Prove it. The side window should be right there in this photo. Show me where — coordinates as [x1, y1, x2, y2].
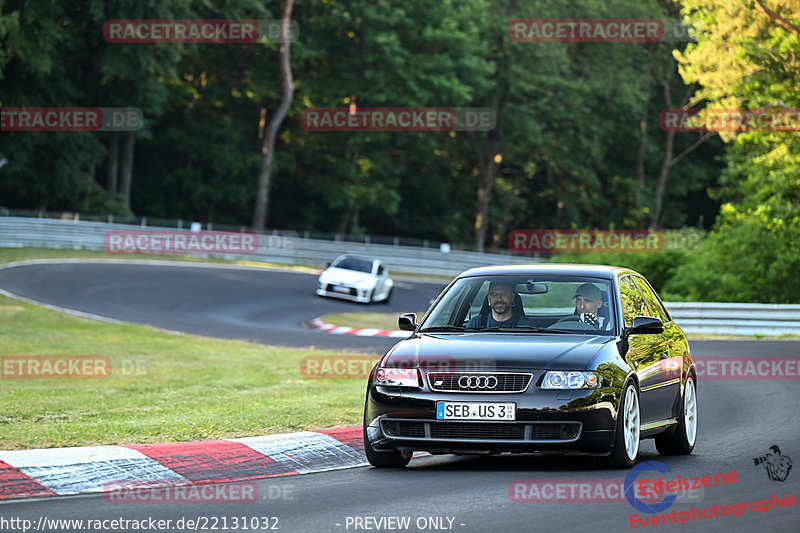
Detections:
[633, 276, 670, 323]
[619, 275, 648, 327]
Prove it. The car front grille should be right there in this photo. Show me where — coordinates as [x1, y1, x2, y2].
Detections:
[431, 422, 526, 440]
[325, 284, 356, 296]
[427, 372, 533, 393]
[381, 420, 581, 442]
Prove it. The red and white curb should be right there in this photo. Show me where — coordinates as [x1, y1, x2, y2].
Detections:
[0, 427, 367, 501]
[306, 317, 408, 338]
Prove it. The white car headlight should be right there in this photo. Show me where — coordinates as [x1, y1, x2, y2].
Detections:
[374, 368, 421, 388]
[542, 371, 600, 389]
[319, 271, 332, 283]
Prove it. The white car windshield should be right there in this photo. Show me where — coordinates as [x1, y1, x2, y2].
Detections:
[332, 257, 373, 273]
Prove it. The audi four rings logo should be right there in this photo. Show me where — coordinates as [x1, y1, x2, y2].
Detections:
[458, 375, 498, 389]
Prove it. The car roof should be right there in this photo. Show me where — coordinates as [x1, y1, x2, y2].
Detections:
[457, 263, 637, 280]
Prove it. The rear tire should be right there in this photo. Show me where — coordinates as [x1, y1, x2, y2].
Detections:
[363, 404, 411, 468]
[603, 382, 640, 469]
[656, 376, 697, 455]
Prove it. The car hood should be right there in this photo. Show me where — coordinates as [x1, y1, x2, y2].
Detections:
[322, 267, 374, 285]
[383, 333, 613, 371]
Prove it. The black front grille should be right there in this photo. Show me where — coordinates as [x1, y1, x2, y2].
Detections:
[381, 420, 582, 442]
[427, 372, 533, 393]
[383, 421, 425, 438]
[530, 424, 563, 439]
[431, 422, 526, 440]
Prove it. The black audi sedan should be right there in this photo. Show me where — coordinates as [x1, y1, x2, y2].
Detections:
[363, 264, 697, 468]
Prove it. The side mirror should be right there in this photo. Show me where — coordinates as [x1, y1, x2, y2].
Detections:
[398, 313, 418, 331]
[326, 261, 331, 268]
[624, 316, 664, 338]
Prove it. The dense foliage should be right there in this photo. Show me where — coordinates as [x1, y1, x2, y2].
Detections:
[1, 1, 720, 234]
[1, 0, 797, 301]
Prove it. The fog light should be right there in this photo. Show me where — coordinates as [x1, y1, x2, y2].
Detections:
[386, 422, 398, 435]
[562, 425, 578, 439]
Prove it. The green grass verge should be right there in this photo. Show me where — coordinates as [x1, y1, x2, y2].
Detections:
[0, 249, 379, 450]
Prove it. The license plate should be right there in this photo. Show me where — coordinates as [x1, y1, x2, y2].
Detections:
[332, 285, 350, 294]
[436, 402, 515, 420]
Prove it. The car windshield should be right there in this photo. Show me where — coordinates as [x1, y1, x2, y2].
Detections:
[419, 275, 615, 334]
[332, 257, 373, 273]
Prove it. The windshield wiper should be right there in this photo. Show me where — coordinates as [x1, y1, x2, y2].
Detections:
[418, 326, 476, 332]
[480, 326, 577, 334]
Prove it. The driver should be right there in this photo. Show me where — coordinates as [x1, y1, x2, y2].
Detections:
[572, 283, 605, 328]
[466, 281, 536, 328]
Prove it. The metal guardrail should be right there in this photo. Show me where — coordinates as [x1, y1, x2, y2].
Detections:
[665, 302, 800, 336]
[1, 217, 798, 336]
[0, 216, 536, 276]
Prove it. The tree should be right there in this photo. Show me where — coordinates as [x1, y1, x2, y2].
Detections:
[666, 0, 800, 302]
[252, 0, 295, 230]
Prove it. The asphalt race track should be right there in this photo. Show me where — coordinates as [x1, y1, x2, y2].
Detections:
[1, 261, 798, 532]
[0, 260, 447, 352]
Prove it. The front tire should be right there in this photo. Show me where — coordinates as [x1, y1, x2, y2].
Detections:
[604, 382, 640, 469]
[363, 404, 411, 468]
[380, 287, 393, 305]
[656, 376, 697, 455]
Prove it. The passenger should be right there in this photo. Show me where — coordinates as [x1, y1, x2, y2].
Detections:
[466, 281, 536, 328]
[572, 283, 604, 328]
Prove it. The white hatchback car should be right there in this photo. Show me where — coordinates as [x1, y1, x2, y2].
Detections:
[316, 255, 394, 304]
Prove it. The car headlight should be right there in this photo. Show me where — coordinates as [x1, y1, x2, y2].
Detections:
[356, 279, 375, 289]
[374, 367, 421, 388]
[541, 371, 600, 389]
[319, 272, 332, 284]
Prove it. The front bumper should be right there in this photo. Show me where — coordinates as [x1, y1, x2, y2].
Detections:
[316, 284, 372, 303]
[365, 384, 621, 455]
